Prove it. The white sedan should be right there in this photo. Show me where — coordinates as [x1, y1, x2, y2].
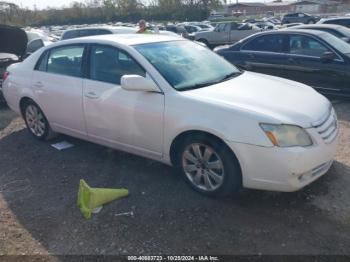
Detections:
[2, 34, 338, 196]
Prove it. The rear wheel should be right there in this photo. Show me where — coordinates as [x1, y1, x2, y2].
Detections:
[23, 101, 56, 140]
[176, 135, 242, 197]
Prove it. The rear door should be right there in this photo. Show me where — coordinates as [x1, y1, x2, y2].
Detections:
[82, 44, 164, 159]
[237, 34, 287, 77]
[31, 44, 86, 136]
[284, 33, 348, 94]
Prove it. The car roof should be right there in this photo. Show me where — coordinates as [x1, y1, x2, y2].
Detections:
[58, 33, 183, 46]
[63, 26, 135, 32]
[291, 24, 343, 30]
[259, 28, 327, 36]
[321, 17, 350, 21]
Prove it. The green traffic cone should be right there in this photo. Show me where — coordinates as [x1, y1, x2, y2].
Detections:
[77, 179, 129, 219]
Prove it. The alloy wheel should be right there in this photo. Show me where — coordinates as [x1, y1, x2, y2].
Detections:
[182, 143, 224, 192]
[25, 105, 46, 137]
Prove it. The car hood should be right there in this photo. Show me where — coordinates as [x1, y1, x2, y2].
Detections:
[0, 25, 28, 58]
[182, 71, 330, 128]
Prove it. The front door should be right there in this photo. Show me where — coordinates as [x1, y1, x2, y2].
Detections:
[284, 34, 348, 95]
[83, 44, 164, 159]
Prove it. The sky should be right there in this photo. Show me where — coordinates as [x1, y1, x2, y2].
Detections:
[7, 0, 260, 10]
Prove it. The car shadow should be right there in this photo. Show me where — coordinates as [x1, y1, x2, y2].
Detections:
[1, 128, 350, 255]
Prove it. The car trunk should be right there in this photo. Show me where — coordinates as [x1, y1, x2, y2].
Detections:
[0, 25, 28, 95]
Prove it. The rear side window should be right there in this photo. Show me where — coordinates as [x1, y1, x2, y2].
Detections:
[89, 45, 145, 85]
[242, 34, 285, 53]
[47, 46, 85, 77]
[36, 51, 49, 72]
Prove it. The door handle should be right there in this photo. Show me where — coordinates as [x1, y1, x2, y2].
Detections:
[33, 81, 44, 88]
[85, 91, 99, 99]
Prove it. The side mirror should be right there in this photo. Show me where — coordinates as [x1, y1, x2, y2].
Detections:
[320, 51, 336, 63]
[121, 75, 160, 92]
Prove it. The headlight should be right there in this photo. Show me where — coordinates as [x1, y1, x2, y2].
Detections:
[260, 124, 313, 147]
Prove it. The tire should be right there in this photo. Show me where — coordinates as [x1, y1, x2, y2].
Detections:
[307, 19, 315, 24]
[22, 100, 56, 140]
[176, 134, 242, 197]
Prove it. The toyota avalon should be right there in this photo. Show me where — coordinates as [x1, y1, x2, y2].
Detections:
[2, 34, 338, 196]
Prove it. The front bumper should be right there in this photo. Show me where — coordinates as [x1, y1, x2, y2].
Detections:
[227, 128, 338, 192]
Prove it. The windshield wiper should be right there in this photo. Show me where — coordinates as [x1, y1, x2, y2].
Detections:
[217, 71, 242, 82]
[179, 71, 242, 91]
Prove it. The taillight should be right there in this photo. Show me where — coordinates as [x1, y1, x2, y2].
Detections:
[2, 71, 9, 81]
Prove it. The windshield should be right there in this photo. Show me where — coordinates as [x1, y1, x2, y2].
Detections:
[135, 41, 241, 91]
[338, 27, 350, 38]
[321, 32, 350, 54]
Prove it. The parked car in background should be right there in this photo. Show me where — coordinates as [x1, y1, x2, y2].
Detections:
[190, 22, 214, 31]
[0, 25, 28, 101]
[290, 24, 350, 43]
[165, 25, 188, 37]
[3, 34, 338, 196]
[251, 20, 276, 30]
[281, 22, 303, 28]
[193, 22, 261, 48]
[61, 26, 137, 40]
[318, 17, 350, 28]
[183, 25, 203, 34]
[215, 30, 350, 97]
[282, 12, 320, 24]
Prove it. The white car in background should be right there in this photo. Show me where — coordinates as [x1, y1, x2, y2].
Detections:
[60, 26, 138, 40]
[2, 34, 338, 196]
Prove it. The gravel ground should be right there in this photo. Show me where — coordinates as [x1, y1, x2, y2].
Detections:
[0, 100, 350, 256]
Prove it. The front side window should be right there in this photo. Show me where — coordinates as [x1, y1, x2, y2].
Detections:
[288, 35, 329, 57]
[47, 46, 84, 77]
[135, 41, 241, 91]
[89, 45, 145, 85]
[242, 34, 285, 53]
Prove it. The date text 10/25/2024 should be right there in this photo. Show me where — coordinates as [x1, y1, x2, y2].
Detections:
[127, 256, 220, 261]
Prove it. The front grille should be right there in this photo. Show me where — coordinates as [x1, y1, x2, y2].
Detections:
[313, 106, 338, 144]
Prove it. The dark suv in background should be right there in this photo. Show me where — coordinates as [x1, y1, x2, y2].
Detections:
[282, 13, 320, 24]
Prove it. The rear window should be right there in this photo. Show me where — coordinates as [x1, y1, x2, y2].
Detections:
[61, 30, 79, 40]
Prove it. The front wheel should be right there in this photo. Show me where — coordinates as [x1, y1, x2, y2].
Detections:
[23, 101, 56, 140]
[177, 136, 242, 197]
